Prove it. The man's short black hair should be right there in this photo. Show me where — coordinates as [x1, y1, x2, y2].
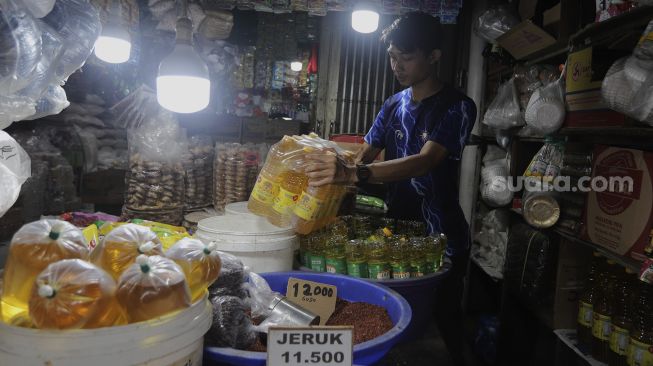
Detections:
[380, 11, 442, 55]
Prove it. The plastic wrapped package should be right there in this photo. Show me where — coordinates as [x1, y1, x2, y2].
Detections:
[208, 251, 246, 298]
[0, 131, 31, 218]
[90, 223, 164, 281]
[116, 255, 191, 323]
[503, 223, 556, 307]
[165, 238, 222, 301]
[0, 219, 88, 325]
[25, 85, 70, 120]
[28, 259, 125, 329]
[524, 79, 565, 135]
[185, 136, 214, 209]
[480, 157, 513, 208]
[482, 78, 524, 129]
[474, 5, 520, 43]
[213, 143, 248, 212]
[602, 56, 653, 124]
[206, 295, 257, 349]
[108, 86, 161, 129]
[42, 0, 101, 81]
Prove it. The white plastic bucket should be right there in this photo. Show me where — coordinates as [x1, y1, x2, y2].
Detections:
[224, 201, 250, 216]
[195, 214, 298, 273]
[0, 296, 213, 366]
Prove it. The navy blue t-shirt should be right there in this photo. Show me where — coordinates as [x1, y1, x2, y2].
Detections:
[364, 85, 477, 257]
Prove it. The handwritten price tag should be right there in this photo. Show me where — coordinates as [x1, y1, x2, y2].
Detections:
[286, 278, 337, 326]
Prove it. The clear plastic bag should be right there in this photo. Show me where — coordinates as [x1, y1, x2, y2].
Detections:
[165, 238, 222, 301]
[116, 254, 191, 323]
[1, 219, 88, 325]
[0, 131, 31, 218]
[24, 0, 56, 18]
[474, 5, 520, 43]
[28, 259, 125, 329]
[602, 56, 653, 124]
[206, 295, 257, 349]
[524, 78, 565, 135]
[208, 251, 247, 298]
[90, 223, 164, 281]
[482, 78, 524, 129]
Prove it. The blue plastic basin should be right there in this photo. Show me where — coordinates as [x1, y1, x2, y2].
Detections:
[204, 271, 412, 366]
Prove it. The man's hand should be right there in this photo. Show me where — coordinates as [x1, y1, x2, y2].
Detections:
[304, 153, 356, 187]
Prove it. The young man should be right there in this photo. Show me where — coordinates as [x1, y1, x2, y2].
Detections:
[305, 11, 476, 366]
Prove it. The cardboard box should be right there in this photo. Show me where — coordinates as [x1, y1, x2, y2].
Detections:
[519, 0, 538, 21]
[582, 146, 653, 262]
[564, 47, 627, 128]
[497, 20, 557, 60]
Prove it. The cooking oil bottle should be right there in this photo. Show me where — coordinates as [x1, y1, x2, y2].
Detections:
[424, 234, 445, 273]
[269, 168, 308, 227]
[627, 274, 653, 366]
[366, 232, 390, 280]
[28, 259, 125, 329]
[578, 252, 604, 349]
[592, 260, 618, 363]
[299, 234, 310, 267]
[409, 237, 431, 278]
[609, 268, 636, 366]
[345, 239, 368, 278]
[324, 235, 347, 274]
[308, 230, 327, 272]
[1, 220, 89, 325]
[248, 136, 296, 217]
[165, 238, 222, 302]
[389, 236, 412, 279]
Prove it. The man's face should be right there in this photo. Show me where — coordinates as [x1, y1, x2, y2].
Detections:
[387, 44, 439, 87]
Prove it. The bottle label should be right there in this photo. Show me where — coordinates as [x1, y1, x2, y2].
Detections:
[293, 192, 324, 221]
[391, 264, 412, 279]
[301, 251, 311, 267]
[610, 325, 630, 356]
[578, 301, 593, 327]
[368, 263, 390, 280]
[251, 176, 279, 204]
[410, 263, 432, 278]
[346, 262, 368, 278]
[272, 188, 300, 214]
[627, 338, 653, 366]
[310, 255, 326, 272]
[592, 312, 612, 341]
[325, 258, 347, 274]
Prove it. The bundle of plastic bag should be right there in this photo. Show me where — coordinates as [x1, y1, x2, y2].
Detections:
[602, 56, 653, 125]
[116, 255, 191, 323]
[29, 259, 125, 329]
[90, 223, 164, 281]
[524, 77, 565, 135]
[0, 131, 31, 218]
[480, 155, 513, 208]
[482, 78, 524, 130]
[165, 238, 222, 301]
[474, 5, 520, 43]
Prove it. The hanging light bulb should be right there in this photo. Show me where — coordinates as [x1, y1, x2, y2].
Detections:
[290, 61, 303, 72]
[156, 0, 210, 114]
[94, 0, 131, 64]
[352, 2, 380, 34]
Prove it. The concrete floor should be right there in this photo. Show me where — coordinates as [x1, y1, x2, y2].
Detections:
[379, 321, 455, 366]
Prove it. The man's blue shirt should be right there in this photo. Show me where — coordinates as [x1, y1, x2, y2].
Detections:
[364, 85, 477, 257]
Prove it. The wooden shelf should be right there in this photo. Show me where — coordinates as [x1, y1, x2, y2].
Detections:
[524, 41, 570, 66]
[571, 6, 653, 46]
[554, 329, 607, 366]
[553, 228, 642, 272]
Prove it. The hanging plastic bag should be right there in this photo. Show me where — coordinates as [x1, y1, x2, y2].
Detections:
[524, 78, 566, 135]
[24, 0, 56, 18]
[474, 5, 520, 43]
[0, 131, 31, 217]
[482, 78, 524, 129]
[602, 56, 653, 125]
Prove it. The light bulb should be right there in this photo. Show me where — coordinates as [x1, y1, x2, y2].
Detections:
[94, 24, 131, 63]
[290, 61, 303, 72]
[352, 9, 379, 33]
[157, 43, 210, 113]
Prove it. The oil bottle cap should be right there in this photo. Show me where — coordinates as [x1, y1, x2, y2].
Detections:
[382, 227, 393, 237]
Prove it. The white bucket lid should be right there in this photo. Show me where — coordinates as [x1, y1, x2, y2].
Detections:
[197, 214, 295, 237]
[225, 201, 250, 216]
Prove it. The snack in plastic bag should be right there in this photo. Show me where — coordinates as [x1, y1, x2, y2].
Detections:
[208, 251, 246, 298]
[206, 295, 256, 349]
[165, 238, 222, 301]
[482, 78, 524, 129]
[0, 131, 31, 218]
[28, 259, 125, 329]
[1, 219, 89, 325]
[90, 223, 164, 281]
[116, 255, 191, 323]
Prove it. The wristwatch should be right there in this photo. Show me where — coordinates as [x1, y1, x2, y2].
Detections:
[356, 164, 371, 183]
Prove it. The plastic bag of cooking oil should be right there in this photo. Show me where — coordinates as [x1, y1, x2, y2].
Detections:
[165, 238, 222, 301]
[29, 259, 125, 329]
[116, 255, 191, 323]
[1, 219, 89, 325]
[90, 223, 164, 281]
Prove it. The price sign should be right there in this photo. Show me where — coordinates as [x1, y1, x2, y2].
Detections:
[267, 327, 353, 366]
[286, 278, 337, 325]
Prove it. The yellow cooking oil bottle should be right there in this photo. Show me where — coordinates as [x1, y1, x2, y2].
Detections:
[366, 228, 391, 280]
[345, 239, 368, 278]
[1, 220, 89, 326]
[409, 237, 431, 278]
[165, 238, 222, 302]
[324, 234, 347, 274]
[389, 235, 412, 279]
[269, 168, 308, 228]
[29, 259, 125, 329]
